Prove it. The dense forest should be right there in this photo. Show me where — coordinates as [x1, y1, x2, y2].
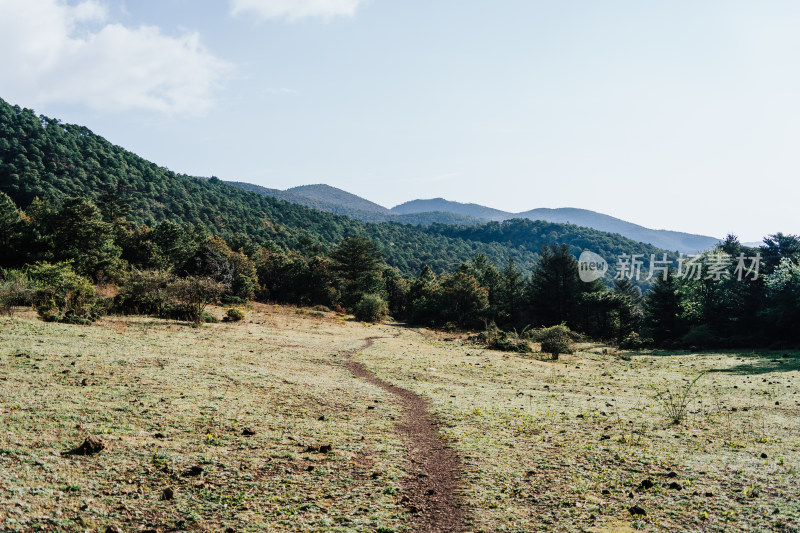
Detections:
[2, 97, 800, 349]
[0, 97, 667, 275]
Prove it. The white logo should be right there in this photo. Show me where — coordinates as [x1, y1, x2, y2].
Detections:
[578, 251, 608, 282]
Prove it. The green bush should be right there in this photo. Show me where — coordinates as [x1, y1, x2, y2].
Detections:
[113, 269, 174, 317]
[166, 276, 225, 325]
[620, 331, 649, 350]
[28, 262, 97, 324]
[679, 325, 720, 351]
[537, 324, 575, 360]
[224, 307, 245, 322]
[0, 269, 31, 316]
[352, 293, 389, 323]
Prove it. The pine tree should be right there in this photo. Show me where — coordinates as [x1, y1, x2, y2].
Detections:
[643, 269, 683, 344]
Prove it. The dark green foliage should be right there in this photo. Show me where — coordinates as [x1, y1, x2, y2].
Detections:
[536, 324, 576, 360]
[643, 269, 683, 345]
[437, 270, 489, 328]
[0, 192, 24, 268]
[28, 262, 97, 324]
[679, 324, 721, 351]
[526, 244, 596, 329]
[761, 258, 800, 342]
[113, 269, 174, 317]
[352, 293, 389, 322]
[406, 265, 440, 326]
[330, 236, 385, 308]
[427, 219, 670, 279]
[381, 267, 409, 318]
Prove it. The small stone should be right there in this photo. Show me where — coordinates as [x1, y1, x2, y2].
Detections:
[629, 505, 646, 516]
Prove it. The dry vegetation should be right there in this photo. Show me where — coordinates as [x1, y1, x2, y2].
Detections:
[1, 305, 798, 532]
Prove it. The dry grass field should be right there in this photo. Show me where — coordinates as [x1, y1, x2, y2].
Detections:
[1, 304, 798, 532]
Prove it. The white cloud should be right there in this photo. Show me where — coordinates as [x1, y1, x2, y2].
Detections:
[230, 0, 367, 21]
[0, 0, 231, 115]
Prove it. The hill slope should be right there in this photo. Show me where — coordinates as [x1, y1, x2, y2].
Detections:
[288, 184, 392, 215]
[393, 198, 719, 253]
[0, 96, 670, 275]
[392, 198, 510, 221]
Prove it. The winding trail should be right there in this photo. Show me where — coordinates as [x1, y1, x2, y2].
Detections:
[341, 337, 467, 533]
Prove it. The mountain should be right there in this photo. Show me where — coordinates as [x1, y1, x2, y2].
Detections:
[516, 208, 718, 254]
[287, 184, 392, 215]
[231, 185, 718, 253]
[0, 96, 670, 277]
[392, 199, 719, 253]
[229, 182, 485, 226]
[392, 198, 509, 221]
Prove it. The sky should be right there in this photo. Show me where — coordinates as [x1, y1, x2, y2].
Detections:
[1, 0, 799, 242]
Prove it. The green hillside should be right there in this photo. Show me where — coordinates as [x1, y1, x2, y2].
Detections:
[0, 97, 668, 275]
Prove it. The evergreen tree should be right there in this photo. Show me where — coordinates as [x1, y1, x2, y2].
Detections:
[526, 244, 586, 328]
[0, 191, 23, 268]
[643, 269, 683, 344]
[330, 235, 385, 307]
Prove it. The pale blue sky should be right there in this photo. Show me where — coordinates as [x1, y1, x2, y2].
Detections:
[2, 0, 799, 241]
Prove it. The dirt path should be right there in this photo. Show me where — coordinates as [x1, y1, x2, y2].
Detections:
[341, 337, 467, 533]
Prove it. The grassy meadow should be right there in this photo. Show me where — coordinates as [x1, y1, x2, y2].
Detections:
[1, 305, 798, 532]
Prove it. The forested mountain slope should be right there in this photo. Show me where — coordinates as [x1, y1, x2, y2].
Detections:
[0, 97, 669, 274]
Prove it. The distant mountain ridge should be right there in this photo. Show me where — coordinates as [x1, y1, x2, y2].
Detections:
[229, 182, 485, 226]
[231, 184, 720, 253]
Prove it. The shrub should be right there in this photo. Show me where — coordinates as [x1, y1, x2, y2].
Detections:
[166, 276, 225, 325]
[113, 269, 174, 317]
[620, 331, 650, 350]
[224, 307, 245, 322]
[0, 269, 31, 316]
[679, 325, 720, 351]
[352, 294, 389, 322]
[537, 324, 575, 360]
[28, 262, 97, 324]
[473, 325, 532, 353]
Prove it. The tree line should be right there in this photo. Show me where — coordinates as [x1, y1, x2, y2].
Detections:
[3, 191, 797, 348]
